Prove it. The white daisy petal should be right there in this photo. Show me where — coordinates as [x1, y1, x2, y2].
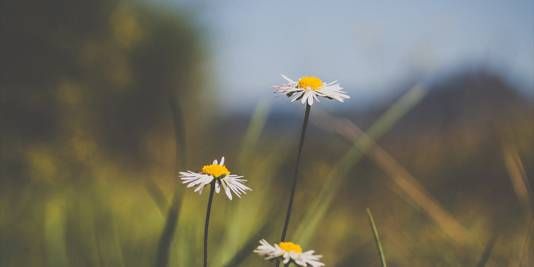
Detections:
[300, 90, 309, 104]
[307, 91, 315, 106]
[221, 174, 252, 199]
[215, 181, 221, 193]
[254, 239, 279, 258]
[326, 80, 337, 85]
[281, 74, 296, 83]
[219, 179, 232, 200]
[290, 91, 304, 102]
[283, 254, 291, 264]
[319, 83, 350, 103]
[179, 171, 214, 194]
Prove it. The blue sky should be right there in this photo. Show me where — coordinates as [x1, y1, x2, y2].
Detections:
[167, 0, 534, 110]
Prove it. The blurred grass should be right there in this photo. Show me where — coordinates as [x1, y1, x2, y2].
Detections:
[238, 100, 271, 169]
[366, 209, 387, 267]
[313, 105, 471, 244]
[154, 92, 189, 267]
[503, 145, 533, 267]
[294, 85, 427, 247]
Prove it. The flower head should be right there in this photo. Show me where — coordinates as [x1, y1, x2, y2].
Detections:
[274, 75, 350, 106]
[201, 163, 230, 178]
[254, 239, 324, 267]
[179, 157, 251, 200]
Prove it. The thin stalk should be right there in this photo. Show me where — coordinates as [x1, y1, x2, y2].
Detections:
[366, 208, 387, 267]
[280, 104, 312, 241]
[276, 104, 311, 267]
[203, 182, 216, 267]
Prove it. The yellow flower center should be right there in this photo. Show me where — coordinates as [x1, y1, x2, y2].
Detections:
[201, 164, 230, 178]
[297, 76, 323, 90]
[279, 242, 303, 254]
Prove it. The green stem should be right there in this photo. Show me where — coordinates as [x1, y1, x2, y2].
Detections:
[366, 208, 387, 267]
[203, 182, 216, 267]
[280, 104, 312, 241]
[277, 104, 311, 267]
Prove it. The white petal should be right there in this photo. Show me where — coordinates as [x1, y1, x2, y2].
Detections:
[300, 90, 309, 104]
[319, 83, 350, 103]
[220, 179, 233, 200]
[179, 171, 214, 195]
[215, 181, 221, 193]
[290, 91, 304, 102]
[281, 74, 296, 83]
[282, 253, 291, 264]
[307, 91, 315, 106]
[222, 174, 252, 199]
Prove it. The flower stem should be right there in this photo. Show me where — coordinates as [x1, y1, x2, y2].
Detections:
[203, 182, 216, 267]
[280, 104, 312, 241]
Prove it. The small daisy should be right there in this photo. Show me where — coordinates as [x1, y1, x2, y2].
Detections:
[254, 239, 324, 267]
[179, 157, 251, 200]
[274, 75, 350, 106]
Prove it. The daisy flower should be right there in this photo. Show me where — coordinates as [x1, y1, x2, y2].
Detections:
[179, 157, 251, 200]
[274, 75, 350, 106]
[254, 239, 324, 267]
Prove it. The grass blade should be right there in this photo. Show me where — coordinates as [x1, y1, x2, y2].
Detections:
[155, 95, 187, 267]
[475, 232, 498, 267]
[144, 178, 168, 214]
[238, 100, 270, 169]
[222, 209, 278, 267]
[366, 208, 387, 267]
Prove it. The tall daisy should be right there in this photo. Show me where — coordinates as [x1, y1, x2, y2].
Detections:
[180, 156, 250, 200]
[254, 239, 324, 267]
[179, 157, 251, 267]
[273, 75, 349, 247]
[274, 75, 349, 106]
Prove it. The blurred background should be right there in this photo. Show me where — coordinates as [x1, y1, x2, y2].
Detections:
[1, 0, 533, 266]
